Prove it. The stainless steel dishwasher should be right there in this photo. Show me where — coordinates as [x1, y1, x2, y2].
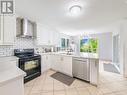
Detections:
[72, 57, 90, 81]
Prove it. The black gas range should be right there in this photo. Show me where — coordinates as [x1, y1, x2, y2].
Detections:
[14, 49, 41, 83]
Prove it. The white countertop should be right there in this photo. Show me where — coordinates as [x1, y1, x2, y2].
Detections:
[0, 56, 25, 86]
[40, 52, 99, 59]
[0, 67, 26, 86]
[0, 56, 19, 72]
[0, 56, 19, 62]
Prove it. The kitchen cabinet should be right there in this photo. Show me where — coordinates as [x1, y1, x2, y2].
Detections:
[62, 56, 72, 76]
[36, 23, 60, 46]
[52, 31, 60, 46]
[51, 55, 72, 76]
[41, 54, 51, 73]
[51, 55, 60, 71]
[36, 23, 71, 46]
[0, 15, 3, 44]
[0, 15, 16, 45]
[36, 23, 50, 45]
[90, 59, 99, 86]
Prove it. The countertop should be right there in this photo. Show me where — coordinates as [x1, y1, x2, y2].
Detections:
[39, 52, 99, 59]
[0, 56, 19, 72]
[0, 56, 19, 62]
[0, 67, 26, 86]
[0, 56, 25, 86]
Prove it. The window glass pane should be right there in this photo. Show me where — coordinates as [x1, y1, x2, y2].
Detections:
[80, 37, 98, 53]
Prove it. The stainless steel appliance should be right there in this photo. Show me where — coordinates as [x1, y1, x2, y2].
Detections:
[14, 49, 41, 83]
[16, 18, 36, 38]
[72, 57, 90, 81]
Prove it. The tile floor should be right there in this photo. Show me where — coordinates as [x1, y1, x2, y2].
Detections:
[25, 68, 127, 95]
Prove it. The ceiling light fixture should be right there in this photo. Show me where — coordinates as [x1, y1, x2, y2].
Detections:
[69, 5, 82, 16]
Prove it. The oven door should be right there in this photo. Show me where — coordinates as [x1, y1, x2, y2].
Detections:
[19, 57, 41, 79]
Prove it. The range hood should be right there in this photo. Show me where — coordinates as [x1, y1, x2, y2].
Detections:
[16, 18, 36, 38]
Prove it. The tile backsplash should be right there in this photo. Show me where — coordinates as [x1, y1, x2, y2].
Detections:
[0, 37, 35, 57]
[14, 37, 35, 49]
[0, 46, 13, 56]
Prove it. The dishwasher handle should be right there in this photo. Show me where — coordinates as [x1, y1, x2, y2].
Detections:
[73, 58, 88, 62]
[75, 60, 87, 62]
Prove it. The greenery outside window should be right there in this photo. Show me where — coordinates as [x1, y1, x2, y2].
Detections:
[80, 36, 98, 53]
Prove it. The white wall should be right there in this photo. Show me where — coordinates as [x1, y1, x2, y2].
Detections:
[90, 19, 127, 76]
[121, 19, 127, 77]
[90, 32, 113, 61]
[71, 32, 113, 61]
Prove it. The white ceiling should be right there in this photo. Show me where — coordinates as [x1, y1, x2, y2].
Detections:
[15, 0, 127, 36]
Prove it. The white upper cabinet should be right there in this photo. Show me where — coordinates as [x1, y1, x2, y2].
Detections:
[36, 23, 49, 45]
[3, 15, 16, 45]
[36, 23, 60, 46]
[0, 16, 3, 44]
[0, 15, 16, 45]
[52, 31, 60, 46]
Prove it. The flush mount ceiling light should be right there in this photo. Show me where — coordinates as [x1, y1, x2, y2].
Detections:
[69, 5, 82, 16]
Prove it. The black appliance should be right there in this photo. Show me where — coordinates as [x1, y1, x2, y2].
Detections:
[14, 49, 41, 83]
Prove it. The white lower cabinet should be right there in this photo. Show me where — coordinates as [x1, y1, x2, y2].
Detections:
[41, 55, 51, 73]
[61, 56, 72, 76]
[51, 55, 72, 76]
[51, 55, 61, 71]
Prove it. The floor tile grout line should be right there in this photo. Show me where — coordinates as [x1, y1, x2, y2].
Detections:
[26, 69, 127, 95]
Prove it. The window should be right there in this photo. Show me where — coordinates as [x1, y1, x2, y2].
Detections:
[80, 36, 98, 53]
[61, 38, 65, 48]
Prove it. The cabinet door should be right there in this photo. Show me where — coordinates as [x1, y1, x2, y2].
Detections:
[52, 55, 64, 72]
[52, 31, 60, 46]
[3, 15, 15, 45]
[37, 23, 53, 45]
[37, 23, 48, 45]
[41, 55, 47, 73]
[62, 56, 72, 76]
[58, 56, 64, 72]
[51, 55, 56, 70]
[51, 55, 61, 71]
[41, 55, 51, 73]
[46, 55, 51, 70]
[0, 15, 3, 44]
